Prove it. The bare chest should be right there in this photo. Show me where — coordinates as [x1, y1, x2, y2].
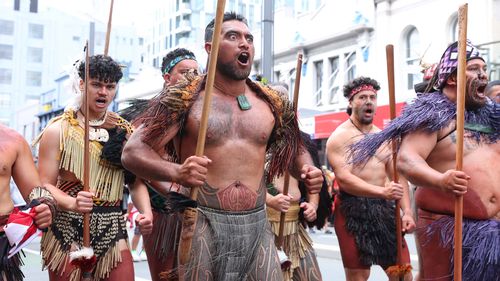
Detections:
[0, 144, 15, 177]
[186, 94, 275, 146]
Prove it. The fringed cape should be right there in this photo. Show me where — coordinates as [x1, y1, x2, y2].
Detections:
[426, 216, 500, 281]
[139, 75, 303, 183]
[350, 92, 500, 165]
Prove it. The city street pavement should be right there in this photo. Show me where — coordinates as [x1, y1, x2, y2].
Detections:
[21, 226, 418, 281]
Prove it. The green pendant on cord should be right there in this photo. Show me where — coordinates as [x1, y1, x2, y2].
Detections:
[237, 95, 252, 110]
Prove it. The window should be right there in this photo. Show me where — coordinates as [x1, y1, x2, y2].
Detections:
[346, 52, 357, 82]
[0, 20, 14, 35]
[30, 0, 38, 13]
[72, 36, 80, 41]
[0, 93, 11, 109]
[328, 56, 340, 104]
[138, 37, 144, 46]
[26, 71, 42, 87]
[14, 0, 20, 11]
[28, 23, 44, 39]
[314, 60, 323, 106]
[0, 45, 13, 60]
[0, 69, 12, 84]
[405, 27, 422, 89]
[27, 47, 42, 63]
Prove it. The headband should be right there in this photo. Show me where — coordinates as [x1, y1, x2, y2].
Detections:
[162, 54, 196, 75]
[348, 84, 377, 100]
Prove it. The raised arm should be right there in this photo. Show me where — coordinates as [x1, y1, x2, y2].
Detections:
[122, 124, 210, 188]
[397, 129, 468, 195]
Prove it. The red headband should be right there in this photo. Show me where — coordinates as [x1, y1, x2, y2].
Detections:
[348, 84, 377, 100]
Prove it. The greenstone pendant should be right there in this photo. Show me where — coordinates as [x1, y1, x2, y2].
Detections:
[237, 95, 252, 110]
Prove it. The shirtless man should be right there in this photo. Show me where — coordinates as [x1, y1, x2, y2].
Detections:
[396, 41, 499, 281]
[122, 12, 323, 281]
[36, 55, 151, 281]
[326, 76, 415, 281]
[349, 41, 499, 281]
[0, 124, 55, 281]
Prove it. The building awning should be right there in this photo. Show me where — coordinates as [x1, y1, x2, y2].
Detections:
[313, 102, 405, 139]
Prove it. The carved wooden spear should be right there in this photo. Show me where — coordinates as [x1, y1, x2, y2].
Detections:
[178, 0, 226, 266]
[454, 4, 468, 281]
[277, 53, 303, 248]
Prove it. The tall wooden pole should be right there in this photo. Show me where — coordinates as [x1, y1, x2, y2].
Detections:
[104, 0, 114, 56]
[454, 4, 468, 281]
[178, 0, 226, 266]
[277, 53, 303, 248]
[83, 41, 91, 249]
[386, 44, 404, 281]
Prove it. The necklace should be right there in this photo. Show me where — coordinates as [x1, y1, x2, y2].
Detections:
[349, 118, 372, 135]
[236, 94, 252, 110]
[215, 84, 252, 111]
[79, 110, 107, 126]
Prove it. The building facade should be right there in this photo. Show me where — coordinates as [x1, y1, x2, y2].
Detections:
[0, 0, 142, 136]
[257, 0, 499, 163]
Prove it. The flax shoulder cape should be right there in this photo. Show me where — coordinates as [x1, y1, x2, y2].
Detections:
[349, 91, 500, 166]
[34, 110, 133, 281]
[140, 75, 303, 183]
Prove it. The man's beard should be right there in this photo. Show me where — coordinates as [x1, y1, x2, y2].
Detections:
[465, 78, 487, 111]
[355, 107, 374, 125]
[218, 61, 251, 81]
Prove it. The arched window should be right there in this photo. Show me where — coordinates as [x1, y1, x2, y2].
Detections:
[405, 27, 422, 90]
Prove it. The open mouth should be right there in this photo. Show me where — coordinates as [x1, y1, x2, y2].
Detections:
[96, 98, 107, 107]
[476, 84, 487, 98]
[238, 52, 249, 64]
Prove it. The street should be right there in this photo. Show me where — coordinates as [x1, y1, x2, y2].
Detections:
[21, 226, 418, 281]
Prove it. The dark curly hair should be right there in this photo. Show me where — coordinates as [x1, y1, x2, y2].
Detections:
[78, 54, 123, 83]
[204, 11, 248, 43]
[161, 48, 196, 74]
[343, 76, 380, 115]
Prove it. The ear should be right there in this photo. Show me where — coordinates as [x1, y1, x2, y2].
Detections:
[446, 75, 457, 86]
[163, 73, 171, 84]
[79, 79, 84, 91]
[204, 42, 212, 55]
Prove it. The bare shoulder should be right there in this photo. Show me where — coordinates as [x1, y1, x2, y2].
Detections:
[326, 121, 355, 151]
[38, 119, 63, 147]
[0, 125, 26, 150]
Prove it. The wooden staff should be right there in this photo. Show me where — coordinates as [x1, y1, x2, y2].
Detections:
[178, 0, 226, 266]
[454, 4, 468, 281]
[277, 53, 303, 248]
[83, 41, 91, 250]
[385, 44, 405, 281]
[104, 0, 114, 56]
